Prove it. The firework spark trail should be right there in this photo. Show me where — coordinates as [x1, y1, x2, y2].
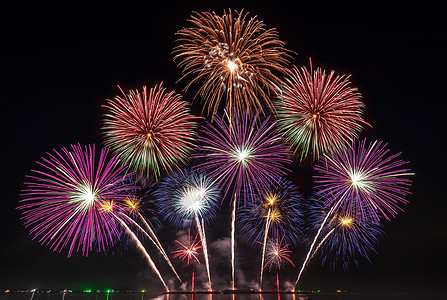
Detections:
[121, 214, 182, 283]
[294, 204, 337, 288]
[310, 228, 335, 261]
[259, 208, 271, 286]
[112, 212, 169, 292]
[195, 214, 212, 290]
[137, 212, 182, 283]
[231, 195, 236, 289]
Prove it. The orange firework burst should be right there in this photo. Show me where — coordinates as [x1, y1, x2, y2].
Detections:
[173, 9, 291, 116]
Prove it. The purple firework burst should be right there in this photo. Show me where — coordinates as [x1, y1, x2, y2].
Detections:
[18, 144, 136, 257]
[314, 139, 413, 222]
[195, 110, 291, 205]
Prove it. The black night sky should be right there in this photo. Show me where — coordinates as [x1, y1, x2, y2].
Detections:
[1, 1, 446, 296]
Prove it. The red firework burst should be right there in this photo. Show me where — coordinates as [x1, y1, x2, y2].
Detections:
[172, 229, 202, 265]
[101, 83, 199, 179]
[275, 59, 370, 162]
[264, 234, 295, 270]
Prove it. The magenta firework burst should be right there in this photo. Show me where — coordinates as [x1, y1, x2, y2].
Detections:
[274, 61, 369, 162]
[18, 144, 136, 257]
[195, 110, 291, 205]
[102, 83, 199, 180]
[314, 139, 413, 221]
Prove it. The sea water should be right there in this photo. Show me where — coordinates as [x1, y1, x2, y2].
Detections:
[1, 291, 446, 300]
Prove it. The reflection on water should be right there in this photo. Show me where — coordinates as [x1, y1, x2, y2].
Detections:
[2, 291, 447, 300]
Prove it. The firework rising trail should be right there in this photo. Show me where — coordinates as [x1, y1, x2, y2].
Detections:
[174, 9, 291, 117]
[231, 196, 236, 289]
[294, 204, 335, 287]
[18, 144, 136, 257]
[315, 139, 413, 222]
[310, 228, 335, 261]
[195, 214, 212, 290]
[274, 60, 369, 162]
[259, 209, 271, 286]
[196, 110, 291, 206]
[136, 212, 182, 282]
[101, 202, 169, 292]
[102, 83, 199, 180]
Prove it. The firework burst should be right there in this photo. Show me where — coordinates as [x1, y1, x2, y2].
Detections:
[18, 144, 135, 257]
[155, 169, 220, 228]
[172, 229, 202, 291]
[102, 83, 199, 180]
[274, 61, 369, 162]
[303, 196, 383, 270]
[172, 229, 202, 265]
[263, 234, 295, 271]
[195, 110, 291, 206]
[314, 139, 413, 222]
[174, 9, 291, 116]
[239, 177, 304, 245]
[317, 213, 383, 270]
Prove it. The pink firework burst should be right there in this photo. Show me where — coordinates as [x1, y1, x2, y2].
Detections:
[18, 144, 135, 257]
[172, 229, 202, 265]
